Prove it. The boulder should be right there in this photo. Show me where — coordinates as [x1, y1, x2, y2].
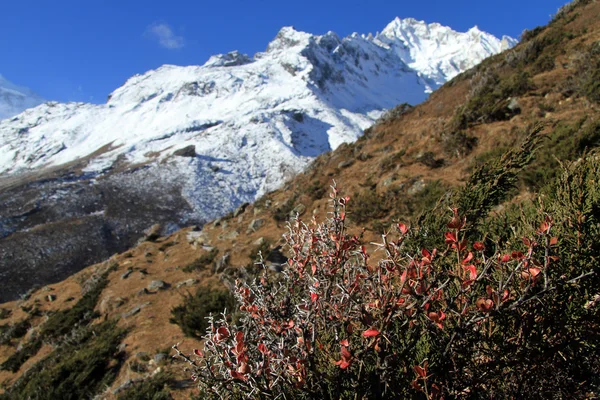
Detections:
[148, 280, 169, 291]
[173, 145, 196, 158]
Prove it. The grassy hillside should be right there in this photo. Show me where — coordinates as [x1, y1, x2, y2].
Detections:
[0, 0, 599, 398]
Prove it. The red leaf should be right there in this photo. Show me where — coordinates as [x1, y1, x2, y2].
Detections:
[215, 326, 230, 341]
[444, 231, 457, 245]
[464, 264, 477, 281]
[193, 349, 203, 357]
[413, 365, 427, 378]
[237, 362, 251, 374]
[461, 252, 474, 264]
[550, 237, 558, 246]
[398, 223, 409, 235]
[311, 263, 317, 275]
[340, 339, 349, 347]
[235, 331, 244, 344]
[310, 292, 318, 303]
[500, 254, 511, 263]
[336, 359, 351, 369]
[230, 370, 247, 381]
[258, 343, 267, 354]
[476, 298, 494, 313]
[473, 241, 485, 251]
[363, 328, 380, 337]
[340, 346, 352, 360]
[422, 248, 432, 259]
[529, 267, 541, 278]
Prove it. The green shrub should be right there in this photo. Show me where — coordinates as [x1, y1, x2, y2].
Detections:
[170, 287, 236, 339]
[183, 248, 219, 273]
[303, 180, 326, 200]
[176, 163, 600, 398]
[442, 131, 478, 158]
[117, 371, 175, 400]
[1, 270, 111, 373]
[379, 149, 406, 172]
[2, 321, 126, 400]
[40, 273, 108, 340]
[522, 120, 600, 189]
[0, 339, 42, 373]
[452, 71, 533, 129]
[0, 318, 31, 345]
[273, 195, 298, 222]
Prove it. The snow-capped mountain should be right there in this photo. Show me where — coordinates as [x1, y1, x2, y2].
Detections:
[0, 19, 514, 221]
[0, 74, 45, 121]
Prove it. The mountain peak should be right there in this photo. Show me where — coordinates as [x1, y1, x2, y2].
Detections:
[204, 50, 254, 68]
[266, 26, 312, 52]
[0, 74, 45, 120]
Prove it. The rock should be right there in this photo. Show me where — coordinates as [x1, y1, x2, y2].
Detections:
[46, 294, 56, 302]
[187, 231, 209, 248]
[290, 204, 306, 217]
[253, 208, 261, 216]
[233, 202, 249, 217]
[507, 97, 521, 112]
[176, 278, 197, 288]
[382, 177, 394, 187]
[148, 280, 168, 291]
[253, 237, 265, 246]
[118, 343, 128, 352]
[173, 145, 196, 158]
[140, 224, 161, 243]
[408, 179, 427, 195]
[121, 302, 150, 319]
[338, 160, 355, 169]
[114, 297, 126, 308]
[219, 230, 239, 240]
[209, 164, 220, 172]
[136, 352, 150, 360]
[215, 253, 230, 273]
[121, 269, 133, 280]
[154, 353, 168, 364]
[112, 378, 143, 395]
[211, 218, 222, 228]
[137, 288, 150, 297]
[247, 219, 265, 233]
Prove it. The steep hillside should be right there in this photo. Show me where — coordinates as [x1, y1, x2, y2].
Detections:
[0, 1, 599, 398]
[0, 19, 513, 303]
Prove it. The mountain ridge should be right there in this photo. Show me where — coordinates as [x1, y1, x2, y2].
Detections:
[0, 75, 45, 121]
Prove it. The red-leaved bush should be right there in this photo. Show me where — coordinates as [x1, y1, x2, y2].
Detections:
[173, 183, 595, 399]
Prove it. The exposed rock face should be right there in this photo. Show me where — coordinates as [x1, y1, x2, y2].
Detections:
[173, 145, 196, 158]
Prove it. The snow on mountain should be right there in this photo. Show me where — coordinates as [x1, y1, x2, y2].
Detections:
[376, 18, 518, 89]
[0, 74, 45, 121]
[0, 19, 515, 221]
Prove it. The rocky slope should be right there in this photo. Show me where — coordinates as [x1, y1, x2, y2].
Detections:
[0, 18, 514, 302]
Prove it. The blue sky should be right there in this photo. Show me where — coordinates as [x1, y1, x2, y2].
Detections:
[1, 0, 569, 103]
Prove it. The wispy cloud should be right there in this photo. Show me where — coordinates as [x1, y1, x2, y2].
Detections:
[146, 23, 184, 49]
